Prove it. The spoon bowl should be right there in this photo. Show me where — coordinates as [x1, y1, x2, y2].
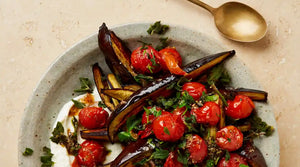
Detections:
[188, 0, 267, 42]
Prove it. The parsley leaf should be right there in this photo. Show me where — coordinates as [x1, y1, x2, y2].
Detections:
[98, 101, 107, 108]
[248, 114, 274, 137]
[40, 146, 54, 167]
[163, 127, 170, 135]
[178, 91, 195, 109]
[153, 148, 169, 159]
[126, 115, 142, 132]
[147, 21, 169, 35]
[225, 150, 230, 161]
[50, 122, 67, 144]
[22, 148, 33, 156]
[71, 99, 85, 109]
[177, 150, 189, 165]
[117, 131, 136, 143]
[207, 64, 231, 86]
[134, 74, 153, 84]
[239, 165, 249, 167]
[205, 159, 215, 167]
[74, 77, 93, 93]
[155, 37, 169, 51]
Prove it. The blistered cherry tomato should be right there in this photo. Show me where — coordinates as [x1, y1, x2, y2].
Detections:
[216, 126, 243, 151]
[131, 45, 161, 74]
[139, 107, 166, 139]
[79, 107, 109, 129]
[141, 106, 165, 124]
[191, 101, 221, 126]
[182, 82, 207, 101]
[225, 95, 255, 119]
[186, 134, 208, 164]
[164, 151, 183, 167]
[158, 47, 186, 75]
[77, 140, 106, 167]
[152, 112, 185, 142]
[172, 106, 188, 125]
[158, 47, 182, 71]
[217, 153, 248, 167]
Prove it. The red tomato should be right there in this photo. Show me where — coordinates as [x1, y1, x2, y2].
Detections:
[186, 134, 208, 164]
[158, 47, 186, 75]
[77, 140, 106, 167]
[172, 106, 188, 126]
[131, 45, 161, 74]
[182, 82, 207, 101]
[139, 107, 166, 139]
[158, 47, 182, 71]
[164, 151, 183, 167]
[79, 107, 109, 129]
[191, 102, 221, 126]
[217, 153, 248, 167]
[225, 95, 255, 119]
[152, 112, 185, 142]
[216, 126, 243, 151]
[141, 106, 165, 124]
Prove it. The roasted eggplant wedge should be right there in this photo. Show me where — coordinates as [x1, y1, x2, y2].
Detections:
[92, 63, 115, 111]
[103, 139, 154, 167]
[107, 51, 235, 142]
[102, 89, 134, 101]
[81, 128, 110, 141]
[98, 23, 137, 84]
[223, 87, 268, 102]
[238, 141, 267, 167]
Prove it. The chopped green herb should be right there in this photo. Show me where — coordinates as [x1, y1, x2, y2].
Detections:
[163, 127, 170, 135]
[239, 165, 249, 167]
[227, 138, 231, 142]
[155, 37, 169, 50]
[147, 21, 169, 35]
[137, 40, 152, 49]
[153, 148, 169, 159]
[23, 148, 34, 156]
[248, 114, 274, 137]
[126, 115, 142, 132]
[207, 64, 231, 86]
[117, 131, 136, 142]
[202, 92, 219, 102]
[98, 101, 107, 108]
[225, 150, 231, 161]
[147, 64, 154, 73]
[134, 158, 148, 166]
[40, 146, 54, 167]
[50, 122, 67, 144]
[178, 140, 187, 149]
[134, 74, 153, 83]
[177, 150, 189, 165]
[205, 159, 215, 167]
[178, 91, 195, 109]
[74, 77, 93, 93]
[71, 99, 85, 109]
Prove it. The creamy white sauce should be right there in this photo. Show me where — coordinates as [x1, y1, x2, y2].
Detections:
[50, 88, 122, 166]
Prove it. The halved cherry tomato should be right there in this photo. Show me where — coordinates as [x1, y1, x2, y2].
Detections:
[158, 47, 182, 70]
[191, 101, 221, 126]
[225, 95, 255, 119]
[152, 112, 185, 142]
[182, 82, 207, 101]
[158, 47, 186, 75]
[186, 134, 207, 164]
[216, 126, 243, 151]
[217, 153, 248, 167]
[131, 45, 161, 74]
[77, 140, 106, 167]
[164, 151, 183, 167]
[79, 107, 109, 129]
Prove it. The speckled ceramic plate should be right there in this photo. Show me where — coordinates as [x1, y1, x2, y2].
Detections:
[18, 23, 279, 166]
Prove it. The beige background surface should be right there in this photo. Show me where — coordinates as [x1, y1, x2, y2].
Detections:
[0, 0, 299, 166]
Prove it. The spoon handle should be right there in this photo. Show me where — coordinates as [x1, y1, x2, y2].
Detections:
[187, 0, 215, 14]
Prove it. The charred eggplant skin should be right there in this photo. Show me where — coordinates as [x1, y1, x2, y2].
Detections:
[238, 141, 267, 167]
[80, 129, 110, 141]
[98, 23, 136, 84]
[109, 139, 154, 167]
[224, 87, 268, 102]
[107, 51, 235, 143]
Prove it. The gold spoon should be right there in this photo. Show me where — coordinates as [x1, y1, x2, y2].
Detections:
[188, 0, 267, 42]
